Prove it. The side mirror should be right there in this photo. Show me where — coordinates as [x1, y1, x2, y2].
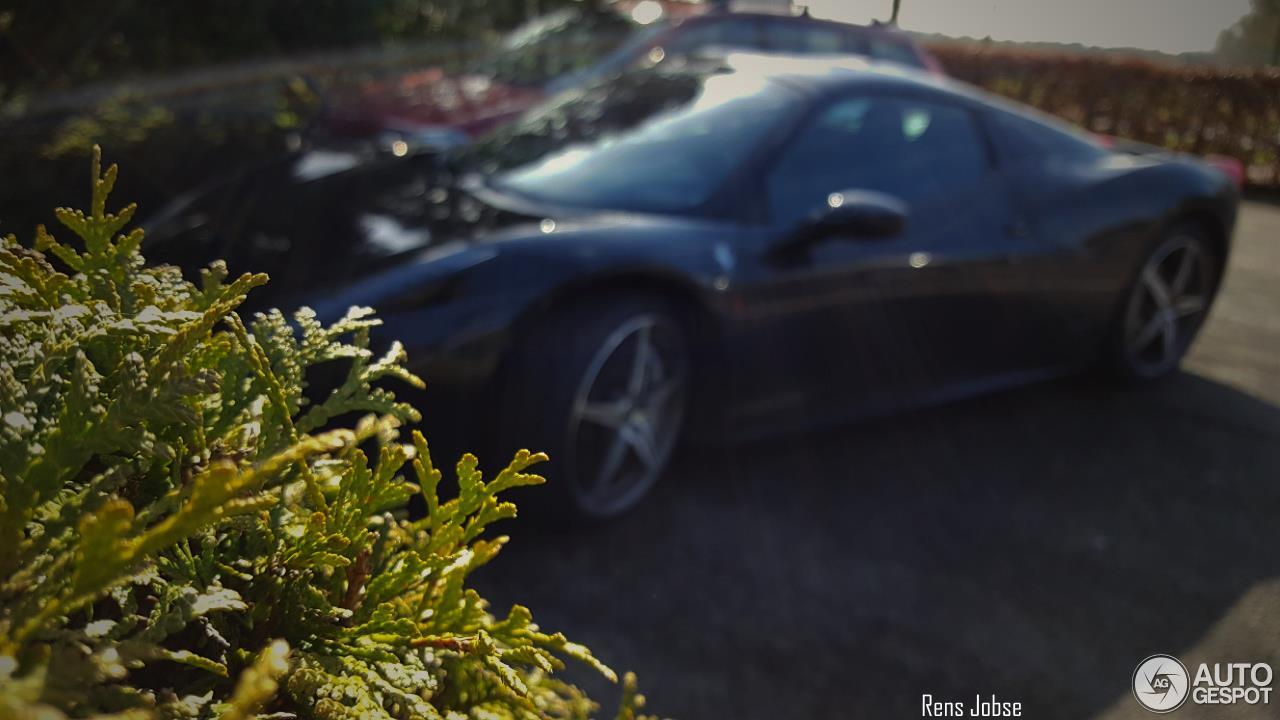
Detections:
[782, 190, 908, 254]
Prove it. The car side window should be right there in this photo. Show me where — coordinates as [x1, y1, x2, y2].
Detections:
[766, 96, 989, 227]
[762, 21, 848, 54]
[664, 18, 763, 55]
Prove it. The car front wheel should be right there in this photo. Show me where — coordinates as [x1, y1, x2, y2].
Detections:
[499, 296, 688, 519]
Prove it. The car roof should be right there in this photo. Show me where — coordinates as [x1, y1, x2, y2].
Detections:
[684, 10, 908, 33]
[697, 52, 1108, 152]
[693, 51, 969, 100]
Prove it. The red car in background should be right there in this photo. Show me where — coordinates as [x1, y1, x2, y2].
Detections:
[327, 1, 940, 152]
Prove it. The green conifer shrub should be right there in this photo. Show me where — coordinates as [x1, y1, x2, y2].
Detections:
[0, 148, 657, 720]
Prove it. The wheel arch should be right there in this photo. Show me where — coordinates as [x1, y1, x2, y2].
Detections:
[1170, 207, 1231, 287]
[496, 268, 728, 430]
[517, 268, 720, 347]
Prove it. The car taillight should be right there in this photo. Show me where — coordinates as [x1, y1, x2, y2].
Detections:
[1205, 154, 1246, 189]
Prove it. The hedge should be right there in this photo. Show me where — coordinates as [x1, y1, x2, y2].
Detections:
[0, 148, 658, 720]
[928, 43, 1280, 186]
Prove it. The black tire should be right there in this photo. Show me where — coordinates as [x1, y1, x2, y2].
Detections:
[494, 295, 689, 520]
[1108, 222, 1220, 382]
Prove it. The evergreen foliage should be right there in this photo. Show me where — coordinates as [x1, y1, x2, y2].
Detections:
[0, 147, 657, 720]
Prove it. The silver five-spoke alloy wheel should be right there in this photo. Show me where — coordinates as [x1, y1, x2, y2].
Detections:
[1122, 233, 1213, 378]
[566, 315, 686, 517]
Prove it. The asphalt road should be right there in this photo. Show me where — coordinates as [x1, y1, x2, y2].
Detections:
[475, 200, 1280, 719]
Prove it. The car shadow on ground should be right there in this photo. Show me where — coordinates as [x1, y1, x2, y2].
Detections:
[474, 370, 1280, 720]
[1243, 188, 1280, 208]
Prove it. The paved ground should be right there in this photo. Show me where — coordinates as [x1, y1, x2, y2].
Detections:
[475, 201, 1280, 719]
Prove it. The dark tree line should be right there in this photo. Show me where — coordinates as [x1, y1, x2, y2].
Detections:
[0, 0, 582, 101]
[1216, 0, 1280, 66]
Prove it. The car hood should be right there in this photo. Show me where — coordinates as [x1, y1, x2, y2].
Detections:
[142, 146, 599, 313]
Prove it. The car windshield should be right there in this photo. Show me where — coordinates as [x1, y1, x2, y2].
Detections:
[471, 8, 640, 87]
[454, 69, 798, 213]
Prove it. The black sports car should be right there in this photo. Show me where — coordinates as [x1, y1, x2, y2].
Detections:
[146, 54, 1238, 518]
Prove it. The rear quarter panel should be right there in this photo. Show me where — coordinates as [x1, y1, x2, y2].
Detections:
[1008, 152, 1237, 354]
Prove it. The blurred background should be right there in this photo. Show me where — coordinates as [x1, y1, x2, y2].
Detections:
[4, 0, 1279, 232]
[3, 1, 1279, 717]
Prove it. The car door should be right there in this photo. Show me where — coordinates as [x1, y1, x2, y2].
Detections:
[731, 92, 1046, 419]
[977, 106, 1125, 370]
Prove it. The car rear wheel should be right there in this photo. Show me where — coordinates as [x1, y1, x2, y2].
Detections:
[1111, 225, 1218, 380]
[499, 296, 688, 519]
